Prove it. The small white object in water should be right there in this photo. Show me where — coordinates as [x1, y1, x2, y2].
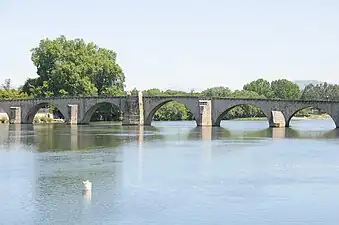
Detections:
[83, 180, 92, 191]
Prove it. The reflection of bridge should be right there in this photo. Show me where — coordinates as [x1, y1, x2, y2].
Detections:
[1, 125, 339, 152]
[1, 92, 339, 127]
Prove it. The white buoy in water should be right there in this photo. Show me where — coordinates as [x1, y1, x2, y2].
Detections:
[83, 180, 92, 191]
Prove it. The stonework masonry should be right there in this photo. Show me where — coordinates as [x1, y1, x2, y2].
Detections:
[1, 93, 339, 128]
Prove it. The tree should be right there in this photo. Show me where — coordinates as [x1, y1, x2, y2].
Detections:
[23, 35, 125, 97]
[270, 79, 300, 99]
[2, 79, 11, 90]
[143, 88, 163, 96]
[224, 90, 265, 119]
[154, 101, 192, 121]
[300, 83, 339, 101]
[243, 78, 272, 98]
[201, 86, 232, 98]
[0, 79, 28, 100]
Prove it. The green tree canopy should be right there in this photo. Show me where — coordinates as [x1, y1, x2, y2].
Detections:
[243, 78, 272, 98]
[300, 82, 339, 100]
[201, 86, 232, 98]
[22, 35, 125, 97]
[270, 79, 300, 99]
[0, 79, 28, 99]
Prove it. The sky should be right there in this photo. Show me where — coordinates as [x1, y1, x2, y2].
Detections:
[0, 0, 339, 92]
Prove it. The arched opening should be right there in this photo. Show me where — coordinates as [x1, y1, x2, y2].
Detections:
[0, 108, 9, 124]
[287, 107, 335, 129]
[26, 103, 65, 124]
[82, 102, 123, 124]
[145, 100, 197, 126]
[216, 104, 268, 128]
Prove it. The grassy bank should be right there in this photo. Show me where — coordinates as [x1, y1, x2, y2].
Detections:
[232, 117, 267, 121]
[293, 114, 330, 120]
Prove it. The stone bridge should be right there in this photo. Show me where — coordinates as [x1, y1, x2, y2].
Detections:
[1, 92, 339, 128]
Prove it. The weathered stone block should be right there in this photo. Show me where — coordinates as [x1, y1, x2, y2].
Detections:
[270, 110, 286, 127]
[122, 92, 142, 125]
[9, 107, 21, 124]
[67, 104, 78, 125]
[197, 100, 212, 126]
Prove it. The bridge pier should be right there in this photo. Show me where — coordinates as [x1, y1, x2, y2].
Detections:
[66, 104, 78, 125]
[9, 107, 21, 124]
[122, 91, 144, 126]
[197, 100, 212, 126]
[268, 110, 286, 128]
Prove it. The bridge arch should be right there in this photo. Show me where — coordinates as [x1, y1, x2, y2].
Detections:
[214, 103, 269, 127]
[82, 101, 122, 124]
[286, 106, 338, 128]
[25, 102, 66, 124]
[144, 98, 199, 126]
[0, 106, 9, 124]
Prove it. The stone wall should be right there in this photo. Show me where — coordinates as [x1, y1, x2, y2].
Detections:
[0, 96, 339, 127]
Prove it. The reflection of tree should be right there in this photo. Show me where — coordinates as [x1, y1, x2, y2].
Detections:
[0, 124, 9, 145]
[284, 128, 301, 138]
[323, 129, 339, 138]
[32, 124, 164, 152]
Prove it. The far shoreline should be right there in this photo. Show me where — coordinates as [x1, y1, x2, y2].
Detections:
[231, 114, 331, 121]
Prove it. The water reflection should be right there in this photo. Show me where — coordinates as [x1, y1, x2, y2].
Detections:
[138, 125, 144, 182]
[0, 124, 165, 152]
[185, 126, 339, 141]
[0, 122, 338, 153]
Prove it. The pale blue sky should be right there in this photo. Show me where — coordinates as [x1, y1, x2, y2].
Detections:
[1, 0, 339, 91]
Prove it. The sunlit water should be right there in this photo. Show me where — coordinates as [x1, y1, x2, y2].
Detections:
[0, 119, 339, 225]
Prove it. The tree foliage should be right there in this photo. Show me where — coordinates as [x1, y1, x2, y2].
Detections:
[243, 78, 272, 98]
[201, 86, 232, 98]
[300, 82, 339, 100]
[0, 79, 28, 99]
[22, 35, 125, 97]
[270, 79, 300, 99]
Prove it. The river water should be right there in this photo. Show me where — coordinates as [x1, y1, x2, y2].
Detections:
[0, 119, 339, 225]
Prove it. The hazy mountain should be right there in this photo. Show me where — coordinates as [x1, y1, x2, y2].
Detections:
[293, 80, 324, 89]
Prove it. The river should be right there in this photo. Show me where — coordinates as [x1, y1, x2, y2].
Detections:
[0, 119, 338, 225]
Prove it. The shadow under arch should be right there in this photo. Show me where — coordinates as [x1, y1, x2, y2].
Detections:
[25, 102, 65, 124]
[286, 106, 337, 128]
[145, 99, 198, 126]
[81, 102, 122, 124]
[215, 103, 268, 127]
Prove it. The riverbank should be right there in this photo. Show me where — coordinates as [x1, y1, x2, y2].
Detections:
[232, 114, 331, 121]
[34, 118, 65, 123]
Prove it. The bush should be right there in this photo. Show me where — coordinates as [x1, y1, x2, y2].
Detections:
[0, 116, 8, 123]
[33, 116, 53, 123]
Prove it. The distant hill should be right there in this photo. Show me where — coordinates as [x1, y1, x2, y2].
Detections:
[293, 80, 324, 89]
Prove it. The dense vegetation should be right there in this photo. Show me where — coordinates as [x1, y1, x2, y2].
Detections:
[1, 36, 339, 122]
